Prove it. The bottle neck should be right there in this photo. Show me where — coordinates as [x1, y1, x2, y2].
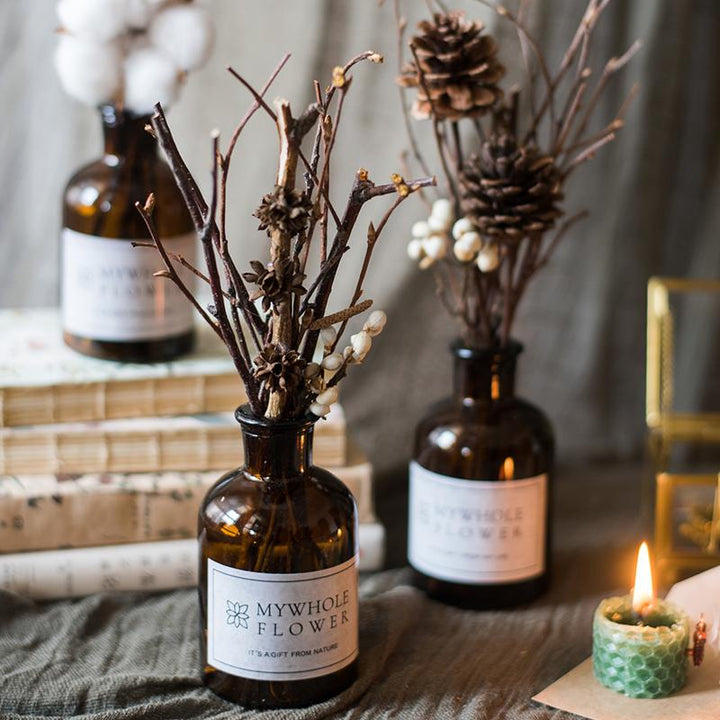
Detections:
[100, 105, 157, 165]
[237, 408, 314, 480]
[452, 341, 521, 403]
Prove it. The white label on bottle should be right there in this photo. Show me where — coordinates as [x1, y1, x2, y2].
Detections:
[61, 228, 196, 341]
[206, 555, 359, 682]
[408, 461, 546, 584]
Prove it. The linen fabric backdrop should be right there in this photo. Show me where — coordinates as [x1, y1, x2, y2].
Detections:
[0, 0, 718, 485]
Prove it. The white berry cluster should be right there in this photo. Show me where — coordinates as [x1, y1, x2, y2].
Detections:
[305, 310, 387, 417]
[407, 198, 500, 273]
[55, 0, 215, 115]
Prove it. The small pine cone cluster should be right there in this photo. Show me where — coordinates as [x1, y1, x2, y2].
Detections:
[460, 134, 563, 242]
[254, 185, 314, 238]
[243, 257, 306, 313]
[397, 12, 505, 121]
[253, 344, 306, 398]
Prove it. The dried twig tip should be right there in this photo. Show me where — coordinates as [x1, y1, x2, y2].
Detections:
[144, 193, 156, 214]
[391, 173, 410, 197]
[357, 168, 370, 182]
[332, 66, 346, 88]
[369, 52, 384, 64]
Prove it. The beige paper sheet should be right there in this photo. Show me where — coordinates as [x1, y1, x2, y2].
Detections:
[533, 655, 720, 720]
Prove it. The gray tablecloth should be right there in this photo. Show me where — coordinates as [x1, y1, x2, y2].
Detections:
[0, 463, 645, 719]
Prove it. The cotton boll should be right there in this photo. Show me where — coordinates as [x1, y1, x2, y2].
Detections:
[124, 46, 181, 115]
[363, 310, 387, 337]
[125, 0, 154, 29]
[57, 0, 129, 42]
[149, 3, 215, 72]
[55, 35, 123, 106]
[350, 331, 372, 361]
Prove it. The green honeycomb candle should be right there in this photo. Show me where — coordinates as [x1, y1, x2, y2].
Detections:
[592, 595, 689, 699]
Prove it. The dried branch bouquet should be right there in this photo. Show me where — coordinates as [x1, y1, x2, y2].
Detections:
[135, 52, 434, 420]
[395, 0, 639, 347]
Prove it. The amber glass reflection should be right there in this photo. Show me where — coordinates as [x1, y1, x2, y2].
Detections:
[198, 406, 358, 708]
[411, 341, 554, 609]
[62, 105, 194, 361]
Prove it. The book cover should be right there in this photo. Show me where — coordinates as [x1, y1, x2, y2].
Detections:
[0, 443, 374, 552]
[0, 521, 386, 599]
[0, 309, 245, 426]
[0, 405, 346, 475]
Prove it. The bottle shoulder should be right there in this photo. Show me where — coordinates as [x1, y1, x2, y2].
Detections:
[63, 156, 193, 238]
[414, 395, 554, 480]
[200, 467, 357, 534]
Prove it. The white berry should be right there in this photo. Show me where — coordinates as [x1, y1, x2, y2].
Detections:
[430, 198, 454, 231]
[476, 244, 500, 272]
[453, 240, 476, 263]
[321, 352, 343, 371]
[316, 387, 339, 406]
[57, 0, 128, 42]
[407, 238, 424, 261]
[124, 45, 181, 115]
[411, 220, 430, 239]
[310, 402, 331, 417]
[320, 326, 337, 348]
[423, 234, 449, 261]
[363, 310, 387, 337]
[55, 35, 123, 106]
[350, 331, 372, 361]
[452, 217, 474, 240]
[149, 3, 215, 72]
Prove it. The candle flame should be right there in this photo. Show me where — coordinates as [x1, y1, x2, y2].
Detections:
[632, 541, 654, 613]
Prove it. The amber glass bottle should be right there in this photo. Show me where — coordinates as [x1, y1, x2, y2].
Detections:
[199, 406, 359, 709]
[61, 105, 195, 362]
[408, 341, 554, 609]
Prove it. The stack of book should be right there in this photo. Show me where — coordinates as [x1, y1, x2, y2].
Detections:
[0, 309, 385, 599]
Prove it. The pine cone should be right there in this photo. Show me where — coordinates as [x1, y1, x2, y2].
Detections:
[252, 344, 306, 397]
[243, 257, 306, 313]
[254, 186, 313, 238]
[460, 134, 563, 242]
[397, 12, 504, 121]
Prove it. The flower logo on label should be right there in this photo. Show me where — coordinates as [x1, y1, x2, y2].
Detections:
[226, 600, 250, 629]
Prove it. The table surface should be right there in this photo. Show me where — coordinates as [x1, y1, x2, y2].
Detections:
[0, 462, 651, 720]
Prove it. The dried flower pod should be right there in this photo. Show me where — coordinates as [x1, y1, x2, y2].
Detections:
[304, 362, 321, 378]
[407, 238, 425, 261]
[321, 352, 344, 371]
[309, 402, 331, 418]
[243, 257, 306, 313]
[397, 12, 505, 121]
[254, 186, 313, 238]
[476, 244, 500, 272]
[252, 344, 307, 396]
[320, 327, 337, 348]
[350, 331, 372, 360]
[452, 217, 474, 240]
[316, 387, 339, 406]
[460, 134, 563, 242]
[363, 310, 387, 337]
